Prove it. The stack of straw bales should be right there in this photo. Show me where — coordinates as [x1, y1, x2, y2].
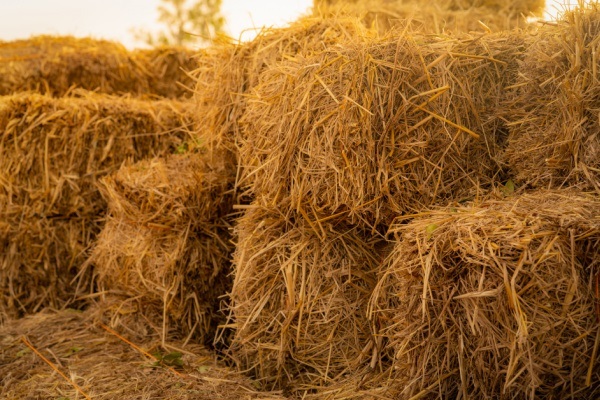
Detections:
[0, 91, 191, 321]
[89, 152, 235, 342]
[0, 306, 287, 400]
[0, 36, 196, 98]
[370, 190, 600, 398]
[504, 3, 600, 192]
[240, 31, 524, 227]
[216, 15, 526, 397]
[207, 3, 600, 399]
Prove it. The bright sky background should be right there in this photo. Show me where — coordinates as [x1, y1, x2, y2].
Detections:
[0, 1, 594, 49]
[0, 0, 313, 48]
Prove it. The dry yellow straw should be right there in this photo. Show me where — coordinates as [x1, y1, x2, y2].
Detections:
[21, 336, 92, 400]
[99, 323, 185, 378]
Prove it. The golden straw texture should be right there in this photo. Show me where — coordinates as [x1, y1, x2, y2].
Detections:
[0, 36, 196, 98]
[227, 203, 391, 396]
[0, 306, 287, 399]
[89, 152, 235, 342]
[0, 91, 192, 321]
[193, 17, 371, 153]
[370, 190, 600, 399]
[240, 31, 524, 227]
[504, 4, 600, 192]
[314, 0, 543, 33]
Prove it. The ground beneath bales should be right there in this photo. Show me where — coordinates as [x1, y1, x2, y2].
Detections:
[0, 306, 286, 400]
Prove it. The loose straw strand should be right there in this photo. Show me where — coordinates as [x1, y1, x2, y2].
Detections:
[21, 336, 92, 400]
[99, 323, 185, 378]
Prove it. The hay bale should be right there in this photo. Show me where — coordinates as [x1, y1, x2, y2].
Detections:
[314, 0, 544, 33]
[240, 32, 524, 227]
[0, 91, 192, 319]
[193, 17, 371, 153]
[504, 4, 600, 192]
[0, 36, 196, 98]
[135, 45, 199, 98]
[0, 91, 192, 216]
[89, 152, 235, 342]
[370, 190, 600, 398]
[228, 203, 390, 396]
[0, 306, 287, 400]
[316, 0, 545, 15]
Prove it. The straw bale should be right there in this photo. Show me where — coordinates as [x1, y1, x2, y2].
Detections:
[316, 0, 545, 14]
[193, 17, 371, 153]
[0, 91, 192, 216]
[0, 35, 196, 98]
[240, 32, 524, 227]
[314, 0, 544, 34]
[370, 190, 600, 399]
[503, 4, 600, 192]
[0, 91, 192, 319]
[89, 152, 235, 342]
[228, 204, 390, 396]
[135, 45, 199, 98]
[0, 306, 287, 399]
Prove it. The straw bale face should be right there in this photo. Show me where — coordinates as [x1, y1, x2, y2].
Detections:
[0, 92, 191, 319]
[0, 36, 196, 98]
[504, 5, 600, 192]
[0, 92, 192, 217]
[0, 214, 95, 323]
[241, 33, 523, 227]
[90, 153, 235, 342]
[228, 205, 388, 394]
[193, 18, 370, 152]
[370, 191, 600, 398]
[135, 46, 198, 98]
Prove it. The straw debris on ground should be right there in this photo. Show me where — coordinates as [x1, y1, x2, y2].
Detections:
[0, 35, 197, 98]
[370, 190, 600, 399]
[0, 305, 287, 400]
[0, 91, 192, 321]
[89, 152, 235, 343]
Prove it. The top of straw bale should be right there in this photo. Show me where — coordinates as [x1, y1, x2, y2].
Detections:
[98, 151, 234, 227]
[503, 4, 600, 193]
[192, 16, 373, 153]
[0, 35, 196, 98]
[314, 0, 543, 34]
[316, 0, 545, 14]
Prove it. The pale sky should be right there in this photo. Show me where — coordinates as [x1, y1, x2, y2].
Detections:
[0, 1, 592, 49]
[0, 0, 313, 48]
